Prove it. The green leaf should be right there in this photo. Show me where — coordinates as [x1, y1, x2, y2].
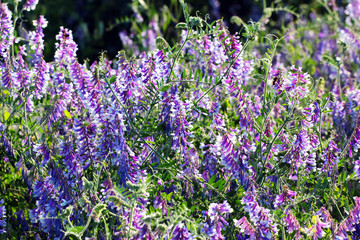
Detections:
[107, 196, 130, 208]
[109, 75, 117, 84]
[159, 84, 171, 92]
[91, 204, 107, 222]
[65, 226, 84, 239]
[175, 22, 187, 29]
[4, 111, 10, 121]
[167, 192, 173, 202]
[156, 37, 170, 50]
[64, 110, 72, 119]
[230, 16, 245, 26]
[208, 175, 217, 185]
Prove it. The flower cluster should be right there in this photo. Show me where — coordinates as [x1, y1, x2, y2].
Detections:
[202, 201, 233, 239]
[0, 199, 5, 235]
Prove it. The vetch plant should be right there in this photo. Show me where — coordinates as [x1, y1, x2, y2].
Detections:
[1, 0, 360, 239]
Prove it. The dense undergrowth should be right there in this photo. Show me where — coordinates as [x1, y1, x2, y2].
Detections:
[1, 0, 360, 239]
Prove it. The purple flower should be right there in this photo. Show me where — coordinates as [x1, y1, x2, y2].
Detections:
[12, 53, 31, 91]
[23, 0, 39, 11]
[208, 201, 233, 218]
[320, 141, 339, 176]
[285, 129, 312, 180]
[28, 15, 48, 59]
[241, 192, 278, 239]
[55, 27, 78, 65]
[153, 192, 168, 215]
[273, 186, 296, 208]
[119, 31, 139, 55]
[30, 178, 64, 239]
[171, 222, 194, 240]
[233, 216, 256, 239]
[203, 201, 233, 239]
[141, 20, 159, 51]
[33, 59, 51, 99]
[0, 199, 6, 235]
[345, 0, 360, 27]
[302, 102, 321, 128]
[283, 210, 301, 239]
[281, 66, 310, 98]
[1, 62, 14, 89]
[73, 118, 97, 168]
[0, 3, 14, 59]
[48, 72, 71, 127]
[0, 122, 15, 159]
[306, 215, 330, 239]
[335, 197, 360, 239]
[33, 142, 51, 167]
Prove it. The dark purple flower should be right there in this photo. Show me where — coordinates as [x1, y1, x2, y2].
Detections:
[0, 122, 15, 159]
[321, 141, 339, 176]
[153, 192, 168, 215]
[34, 142, 51, 167]
[171, 222, 194, 240]
[273, 186, 296, 208]
[30, 178, 64, 239]
[1, 62, 14, 89]
[73, 118, 97, 168]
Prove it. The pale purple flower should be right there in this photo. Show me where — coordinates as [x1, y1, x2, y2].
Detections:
[306, 215, 330, 239]
[345, 0, 360, 27]
[203, 201, 233, 239]
[208, 201, 233, 219]
[33, 59, 51, 99]
[283, 210, 301, 239]
[282, 66, 310, 98]
[0, 3, 14, 59]
[28, 15, 48, 59]
[233, 216, 256, 239]
[55, 27, 78, 65]
[23, 0, 39, 11]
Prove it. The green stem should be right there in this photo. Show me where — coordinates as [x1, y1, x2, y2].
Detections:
[193, 39, 250, 107]
[166, 29, 191, 84]
[337, 68, 343, 100]
[127, 204, 135, 239]
[104, 76, 173, 168]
